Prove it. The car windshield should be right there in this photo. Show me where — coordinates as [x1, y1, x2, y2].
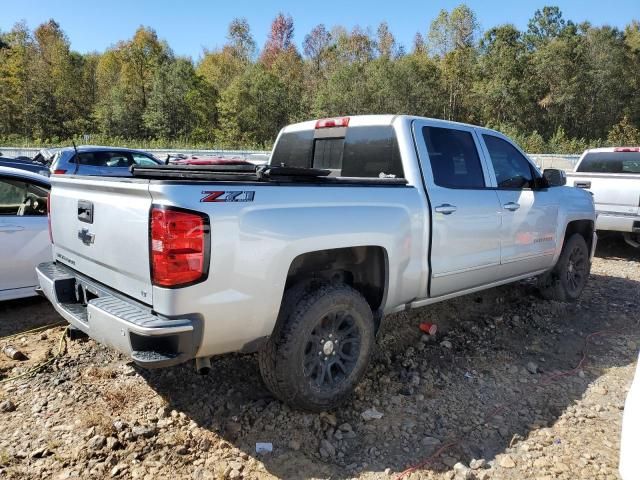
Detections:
[577, 152, 640, 173]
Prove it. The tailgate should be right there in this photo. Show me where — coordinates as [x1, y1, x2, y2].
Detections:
[50, 176, 153, 304]
[568, 173, 640, 216]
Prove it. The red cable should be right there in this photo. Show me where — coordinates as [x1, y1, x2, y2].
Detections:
[394, 329, 619, 480]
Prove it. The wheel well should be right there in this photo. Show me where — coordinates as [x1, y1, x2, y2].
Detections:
[285, 246, 388, 315]
[563, 220, 595, 252]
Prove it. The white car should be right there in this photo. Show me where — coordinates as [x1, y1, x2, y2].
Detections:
[0, 166, 51, 301]
[620, 352, 640, 480]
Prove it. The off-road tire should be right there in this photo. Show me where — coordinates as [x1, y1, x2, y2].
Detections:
[258, 282, 375, 411]
[537, 233, 590, 302]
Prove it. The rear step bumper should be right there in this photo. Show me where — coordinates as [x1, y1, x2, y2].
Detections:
[36, 261, 200, 368]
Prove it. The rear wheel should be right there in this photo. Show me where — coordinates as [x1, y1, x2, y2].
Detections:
[538, 233, 590, 302]
[258, 282, 375, 411]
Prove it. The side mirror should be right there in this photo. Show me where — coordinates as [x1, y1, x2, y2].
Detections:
[542, 168, 567, 187]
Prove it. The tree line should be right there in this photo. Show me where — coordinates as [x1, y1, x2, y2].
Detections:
[0, 5, 639, 152]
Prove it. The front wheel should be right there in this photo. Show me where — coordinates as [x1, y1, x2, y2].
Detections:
[258, 283, 375, 411]
[537, 233, 590, 302]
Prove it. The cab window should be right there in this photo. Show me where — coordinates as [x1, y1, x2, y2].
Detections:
[483, 135, 536, 189]
[422, 126, 485, 188]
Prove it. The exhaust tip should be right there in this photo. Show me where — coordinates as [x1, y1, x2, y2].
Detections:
[195, 357, 212, 375]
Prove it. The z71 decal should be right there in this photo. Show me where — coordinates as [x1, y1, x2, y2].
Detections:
[200, 191, 255, 203]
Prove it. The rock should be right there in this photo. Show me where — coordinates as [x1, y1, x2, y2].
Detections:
[110, 463, 127, 477]
[454, 462, 473, 479]
[288, 439, 301, 451]
[320, 412, 337, 426]
[361, 407, 384, 421]
[440, 340, 453, 349]
[112, 420, 127, 432]
[87, 434, 106, 450]
[338, 422, 353, 432]
[106, 437, 121, 451]
[228, 470, 241, 480]
[421, 436, 442, 447]
[131, 425, 156, 439]
[498, 455, 516, 469]
[470, 458, 486, 470]
[0, 400, 16, 413]
[384, 467, 392, 475]
[526, 361, 539, 374]
[320, 439, 335, 457]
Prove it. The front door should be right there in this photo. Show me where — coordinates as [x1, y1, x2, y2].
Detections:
[0, 176, 51, 294]
[413, 121, 502, 297]
[479, 133, 559, 276]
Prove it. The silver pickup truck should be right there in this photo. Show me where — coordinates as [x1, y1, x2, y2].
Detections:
[37, 115, 596, 410]
[567, 147, 640, 248]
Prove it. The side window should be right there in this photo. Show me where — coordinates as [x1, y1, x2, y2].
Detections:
[422, 126, 485, 188]
[483, 135, 535, 189]
[103, 152, 133, 168]
[75, 152, 134, 168]
[132, 153, 159, 166]
[0, 178, 48, 216]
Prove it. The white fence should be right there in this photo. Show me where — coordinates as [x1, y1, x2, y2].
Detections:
[1, 146, 580, 171]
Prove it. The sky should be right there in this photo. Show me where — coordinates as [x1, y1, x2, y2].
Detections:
[1, 0, 639, 60]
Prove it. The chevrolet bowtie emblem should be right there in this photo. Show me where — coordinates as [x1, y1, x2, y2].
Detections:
[78, 228, 95, 246]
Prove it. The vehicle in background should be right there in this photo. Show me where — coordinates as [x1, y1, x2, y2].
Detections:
[38, 115, 596, 411]
[0, 166, 51, 301]
[567, 147, 640, 248]
[31, 147, 62, 167]
[246, 153, 270, 165]
[166, 154, 253, 167]
[0, 157, 50, 176]
[50, 146, 161, 176]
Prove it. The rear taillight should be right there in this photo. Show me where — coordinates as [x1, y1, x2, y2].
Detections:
[47, 192, 53, 243]
[52, 169, 67, 174]
[150, 206, 210, 287]
[315, 116, 350, 129]
[613, 147, 640, 152]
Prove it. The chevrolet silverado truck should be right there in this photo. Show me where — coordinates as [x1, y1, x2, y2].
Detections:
[566, 147, 640, 248]
[37, 115, 597, 410]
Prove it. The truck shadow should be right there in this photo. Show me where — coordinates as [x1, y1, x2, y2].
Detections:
[594, 233, 640, 261]
[138, 270, 640, 479]
[0, 296, 62, 338]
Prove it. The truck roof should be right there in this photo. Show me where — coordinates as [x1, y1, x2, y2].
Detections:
[281, 114, 503, 136]
[581, 147, 640, 154]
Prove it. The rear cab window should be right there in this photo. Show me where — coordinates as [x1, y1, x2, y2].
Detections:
[421, 126, 485, 188]
[577, 151, 640, 174]
[271, 124, 404, 179]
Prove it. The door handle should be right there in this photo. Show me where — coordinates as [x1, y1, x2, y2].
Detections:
[0, 224, 25, 233]
[434, 204, 457, 215]
[503, 202, 520, 211]
[574, 181, 591, 189]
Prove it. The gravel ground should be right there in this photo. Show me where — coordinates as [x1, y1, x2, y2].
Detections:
[0, 235, 638, 480]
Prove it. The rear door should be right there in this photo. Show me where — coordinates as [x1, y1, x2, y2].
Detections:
[479, 133, 558, 275]
[413, 120, 502, 297]
[0, 175, 51, 293]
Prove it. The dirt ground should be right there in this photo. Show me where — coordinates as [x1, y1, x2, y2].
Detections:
[0, 235, 638, 480]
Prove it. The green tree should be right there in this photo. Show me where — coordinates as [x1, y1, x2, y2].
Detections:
[216, 64, 289, 146]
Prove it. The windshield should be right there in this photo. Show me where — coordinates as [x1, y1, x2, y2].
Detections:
[577, 152, 640, 174]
